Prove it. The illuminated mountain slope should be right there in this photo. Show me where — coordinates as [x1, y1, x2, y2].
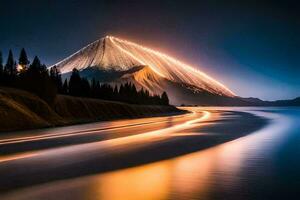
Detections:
[54, 36, 236, 104]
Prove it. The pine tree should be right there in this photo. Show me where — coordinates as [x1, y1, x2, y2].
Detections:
[4, 50, 17, 76]
[30, 56, 41, 71]
[69, 68, 82, 96]
[50, 65, 63, 93]
[21, 56, 57, 105]
[18, 48, 30, 71]
[161, 91, 169, 105]
[49, 65, 56, 79]
[120, 84, 124, 102]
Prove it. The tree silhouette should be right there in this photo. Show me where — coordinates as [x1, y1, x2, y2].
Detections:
[50, 65, 63, 93]
[161, 91, 169, 105]
[113, 85, 119, 100]
[4, 50, 17, 76]
[69, 68, 82, 96]
[2, 50, 17, 85]
[20, 56, 57, 105]
[18, 48, 30, 71]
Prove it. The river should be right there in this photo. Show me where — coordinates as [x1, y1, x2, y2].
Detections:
[1, 107, 300, 199]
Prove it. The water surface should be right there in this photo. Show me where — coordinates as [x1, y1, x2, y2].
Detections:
[2, 107, 300, 200]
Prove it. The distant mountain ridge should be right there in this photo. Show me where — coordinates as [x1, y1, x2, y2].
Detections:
[53, 36, 300, 106]
[240, 96, 300, 106]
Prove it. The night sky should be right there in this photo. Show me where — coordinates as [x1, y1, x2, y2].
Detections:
[0, 0, 299, 100]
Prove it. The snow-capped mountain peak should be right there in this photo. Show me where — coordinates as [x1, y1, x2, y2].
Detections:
[54, 36, 235, 98]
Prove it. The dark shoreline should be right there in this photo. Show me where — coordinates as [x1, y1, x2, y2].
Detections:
[0, 109, 187, 137]
[0, 87, 184, 133]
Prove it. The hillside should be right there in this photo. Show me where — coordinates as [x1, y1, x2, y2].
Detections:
[0, 87, 64, 132]
[54, 95, 181, 123]
[0, 87, 183, 132]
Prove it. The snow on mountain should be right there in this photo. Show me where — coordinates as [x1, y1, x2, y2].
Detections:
[53, 36, 235, 100]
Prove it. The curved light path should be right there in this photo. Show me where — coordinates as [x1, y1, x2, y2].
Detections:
[0, 111, 194, 145]
[0, 109, 209, 163]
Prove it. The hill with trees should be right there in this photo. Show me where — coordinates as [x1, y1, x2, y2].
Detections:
[0, 49, 170, 106]
[0, 49, 178, 132]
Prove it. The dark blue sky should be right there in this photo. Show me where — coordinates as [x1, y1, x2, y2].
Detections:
[0, 0, 299, 100]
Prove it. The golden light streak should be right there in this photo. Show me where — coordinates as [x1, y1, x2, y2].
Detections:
[0, 112, 190, 145]
[0, 152, 38, 163]
[105, 111, 211, 146]
[109, 36, 235, 96]
[0, 110, 209, 165]
[109, 37, 167, 78]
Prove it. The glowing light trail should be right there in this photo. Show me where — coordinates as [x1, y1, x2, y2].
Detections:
[110, 36, 234, 96]
[0, 112, 191, 145]
[54, 36, 235, 97]
[109, 37, 167, 78]
[0, 110, 211, 163]
[106, 111, 211, 146]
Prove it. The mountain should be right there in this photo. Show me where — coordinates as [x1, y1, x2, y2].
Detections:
[53, 36, 241, 105]
[270, 97, 300, 106]
[53, 36, 299, 106]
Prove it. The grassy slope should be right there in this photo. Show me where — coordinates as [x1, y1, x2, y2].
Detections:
[0, 87, 181, 132]
[0, 87, 64, 132]
[55, 95, 180, 123]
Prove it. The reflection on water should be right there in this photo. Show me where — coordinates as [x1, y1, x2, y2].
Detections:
[95, 163, 170, 200]
[2, 108, 300, 200]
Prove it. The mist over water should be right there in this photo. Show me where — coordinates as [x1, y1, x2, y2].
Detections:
[2, 107, 300, 200]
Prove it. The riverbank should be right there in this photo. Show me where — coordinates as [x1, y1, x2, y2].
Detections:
[0, 87, 184, 132]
